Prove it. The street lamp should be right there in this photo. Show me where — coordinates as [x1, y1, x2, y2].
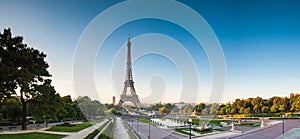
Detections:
[137, 117, 139, 132]
[148, 116, 151, 139]
[131, 116, 133, 127]
[282, 115, 285, 134]
[188, 118, 192, 139]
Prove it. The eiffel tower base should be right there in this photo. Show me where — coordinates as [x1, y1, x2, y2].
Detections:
[118, 94, 141, 108]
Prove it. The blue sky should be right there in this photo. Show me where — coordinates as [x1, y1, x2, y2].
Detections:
[1, 0, 300, 103]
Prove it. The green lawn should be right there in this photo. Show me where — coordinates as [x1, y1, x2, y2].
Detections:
[84, 120, 110, 139]
[0, 132, 65, 139]
[98, 120, 114, 139]
[240, 122, 261, 127]
[137, 118, 157, 126]
[46, 122, 92, 132]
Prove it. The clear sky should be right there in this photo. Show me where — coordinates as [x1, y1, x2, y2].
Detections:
[1, 0, 300, 104]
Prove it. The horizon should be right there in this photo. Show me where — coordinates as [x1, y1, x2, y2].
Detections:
[1, 0, 300, 104]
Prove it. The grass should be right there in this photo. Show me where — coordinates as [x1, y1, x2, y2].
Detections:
[240, 122, 260, 127]
[84, 120, 110, 139]
[98, 120, 114, 139]
[0, 132, 65, 139]
[137, 118, 158, 126]
[46, 122, 92, 132]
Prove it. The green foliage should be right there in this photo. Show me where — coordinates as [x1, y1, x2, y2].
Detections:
[0, 28, 51, 130]
[28, 81, 63, 121]
[0, 132, 65, 139]
[84, 120, 109, 139]
[76, 96, 106, 118]
[148, 103, 163, 111]
[240, 122, 261, 127]
[46, 122, 92, 132]
[158, 107, 171, 114]
[4, 98, 22, 122]
[137, 118, 158, 126]
[194, 103, 206, 113]
[211, 95, 298, 116]
[106, 108, 121, 115]
[98, 120, 114, 139]
[291, 95, 300, 112]
[0, 28, 107, 128]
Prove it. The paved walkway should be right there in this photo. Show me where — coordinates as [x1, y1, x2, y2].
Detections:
[63, 119, 108, 139]
[114, 117, 131, 139]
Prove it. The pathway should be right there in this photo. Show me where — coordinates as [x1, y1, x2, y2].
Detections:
[63, 119, 108, 139]
[114, 117, 131, 139]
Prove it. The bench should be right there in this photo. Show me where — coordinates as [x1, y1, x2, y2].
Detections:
[9, 126, 17, 130]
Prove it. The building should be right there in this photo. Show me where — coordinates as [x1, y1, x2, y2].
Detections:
[112, 96, 116, 105]
[290, 93, 299, 99]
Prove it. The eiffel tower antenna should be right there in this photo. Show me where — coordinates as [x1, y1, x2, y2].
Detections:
[118, 35, 141, 108]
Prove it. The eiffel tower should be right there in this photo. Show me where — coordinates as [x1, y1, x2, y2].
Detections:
[118, 35, 141, 108]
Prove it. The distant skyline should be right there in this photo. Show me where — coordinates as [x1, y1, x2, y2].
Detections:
[1, 0, 300, 104]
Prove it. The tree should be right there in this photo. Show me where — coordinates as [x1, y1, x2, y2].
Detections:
[159, 107, 171, 114]
[270, 96, 283, 113]
[230, 107, 238, 115]
[251, 97, 263, 114]
[29, 80, 64, 126]
[201, 108, 210, 115]
[225, 102, 232, 115]
[194, 103, 206, 113]
[244, 98, 253, 113]
[239, 107, 245, 114]
[76, 96, 105, 119]
[164, 103, 175, 111]
[261, 106, 269, 114]
[244, 107, 251, 114]
[183, 104, 193, 114]
[149, 103, 163, 111]
[4, 98, 22, 122]
[0, 29, 19, 103]
[291, 95, 300, 112]
[217, 104, 227, 115]
[210, 103, 219, 115]
[62, 95, 73, 104]
[0, 28, 51, 130]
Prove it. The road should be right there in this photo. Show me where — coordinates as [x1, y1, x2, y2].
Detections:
[125, 118, 186, 139]
[222, 119, 300, 139]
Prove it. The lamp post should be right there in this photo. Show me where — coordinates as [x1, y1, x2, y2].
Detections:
[137, 117, 139, 132]
[188, 118, 192, 139]
[131, 116, 133, 127]
[148, 116, 151, 139]
[282, 115, 285, 134]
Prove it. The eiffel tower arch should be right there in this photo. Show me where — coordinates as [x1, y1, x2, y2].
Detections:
[118, 36, 141, 108]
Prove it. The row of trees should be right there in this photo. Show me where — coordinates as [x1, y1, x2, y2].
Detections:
[148, 103, 194, 114]
[0, 28, 106, 129]
[193, 95, 300, 116]
[1, 95, 81, 123]
[1, 95, 107, 125]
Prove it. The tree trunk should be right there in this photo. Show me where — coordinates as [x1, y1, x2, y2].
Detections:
[20, 90, 27, 130]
